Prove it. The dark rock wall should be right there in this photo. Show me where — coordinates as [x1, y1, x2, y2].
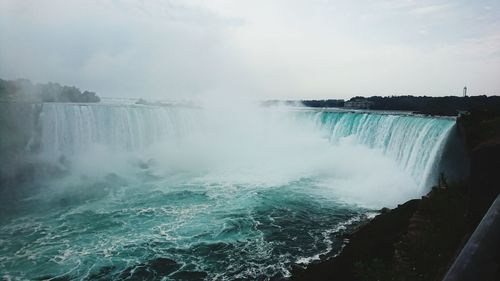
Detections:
[436, 125, 470, 186]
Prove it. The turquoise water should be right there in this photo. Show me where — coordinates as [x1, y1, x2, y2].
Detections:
[0, 104, 454, 280]
[1, 178, 368, 280]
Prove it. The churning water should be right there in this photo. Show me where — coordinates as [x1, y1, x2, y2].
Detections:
[0, 103, 454, 280]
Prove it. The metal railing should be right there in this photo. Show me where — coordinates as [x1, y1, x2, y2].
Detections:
[443, 194, 500, 281]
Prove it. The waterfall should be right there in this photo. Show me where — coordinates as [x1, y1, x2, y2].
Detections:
[307, 110, 455, 189]
[37, 104, 454, 191]
[39, 103, 201, 156]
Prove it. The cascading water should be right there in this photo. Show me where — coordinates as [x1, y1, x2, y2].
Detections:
[307, 111, 455, 190]
[0, 103, 455, 281]
[39, 103, 202, 156]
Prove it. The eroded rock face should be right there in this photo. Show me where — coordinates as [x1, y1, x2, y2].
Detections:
[468, 140, 500, 228]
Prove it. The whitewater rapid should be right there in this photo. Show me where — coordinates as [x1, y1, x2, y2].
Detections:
[0, 103, 455, 280]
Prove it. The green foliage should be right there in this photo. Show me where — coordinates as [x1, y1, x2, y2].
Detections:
[0, 78, 100, 103]
[301, 99, 345, 108]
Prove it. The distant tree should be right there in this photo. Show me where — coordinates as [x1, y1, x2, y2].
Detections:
[0, 78, 101, 103]
[81, 91, 100, 102]
[297, 95, 500, 116]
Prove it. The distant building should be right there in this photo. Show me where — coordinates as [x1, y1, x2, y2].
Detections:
[463, 86, 467, 97]
[344, 99, 374, 109]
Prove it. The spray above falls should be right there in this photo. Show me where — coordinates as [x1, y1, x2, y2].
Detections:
[34, 103, 455, 208]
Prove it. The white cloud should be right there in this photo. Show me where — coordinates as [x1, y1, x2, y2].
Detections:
[0, 0, 499, 99]
[408, 3, 455, 15]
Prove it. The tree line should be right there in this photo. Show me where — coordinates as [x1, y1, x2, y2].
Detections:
[0, 78, 100, 103]
[298, 95, 500, 116]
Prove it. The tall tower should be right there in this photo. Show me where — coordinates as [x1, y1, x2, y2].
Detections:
[463, 86, 467, 97]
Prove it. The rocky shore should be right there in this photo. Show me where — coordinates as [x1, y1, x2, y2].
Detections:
[292, 110, 500, 281]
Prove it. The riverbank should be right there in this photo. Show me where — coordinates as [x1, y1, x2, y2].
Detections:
[291, 110, 500, 281]
[292, 185, 468, 281]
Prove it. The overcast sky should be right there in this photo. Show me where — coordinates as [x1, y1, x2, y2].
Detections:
[1, 0, 499, 100]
